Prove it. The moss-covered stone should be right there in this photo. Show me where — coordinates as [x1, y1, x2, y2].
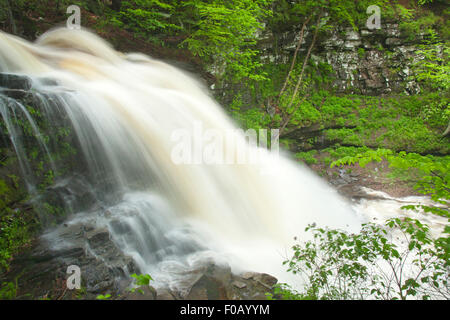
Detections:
[0, 73, 89, 273]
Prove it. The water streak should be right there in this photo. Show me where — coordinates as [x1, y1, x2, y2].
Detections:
[0, 28, 364, 288]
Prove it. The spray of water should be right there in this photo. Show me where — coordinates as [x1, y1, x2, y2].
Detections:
[0, 28, 364, 290]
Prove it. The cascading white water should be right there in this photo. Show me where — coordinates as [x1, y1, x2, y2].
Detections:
[0, 28, 365, 290]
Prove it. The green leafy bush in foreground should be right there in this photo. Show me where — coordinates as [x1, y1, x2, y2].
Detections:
[95, 273, 153, 300]
[272, 218, 449, 300]
[271, 148, 449, 300]
[0, 209, 31, 272]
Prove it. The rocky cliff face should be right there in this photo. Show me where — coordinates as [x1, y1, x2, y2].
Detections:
[0, 74, 96, 226]
[261, 20, 423, 95]
[323, 23, 421, 95]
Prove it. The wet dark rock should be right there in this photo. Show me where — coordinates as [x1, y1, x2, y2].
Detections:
[42, 175, 98, 217]
[253, 273, 278, 288]
[0, 89, 30, 99]
[232, 280, 247, 289]
[179, 262, 278, 300]
[36, 77, 59, 87]
[0, 74, 96, 235]
[4, 222, 138, 300]
[87, 229, 110, 245]
[186, 272, 229, 300]
[3, 213, 280, 300]
[0, 73, 32, 90]
[121, 286, 157, 300]
[331, 178, 348, 186]
[155, 288, 176, 300]
[89, 279, 114, 294]
[0, 73, 283, 301]
[282, 124, 358, 152]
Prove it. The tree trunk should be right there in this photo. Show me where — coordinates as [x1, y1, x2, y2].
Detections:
[274, 12, 323, 139]
[277, 15, 312, 103]
[285, 12, 322, 111]
[5, 0, 17, 35]
[442, 120, 450, 137]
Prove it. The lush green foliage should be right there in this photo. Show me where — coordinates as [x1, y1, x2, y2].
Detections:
[295, 150, 318, 165]
[266, 283, 308, 300]
[95, 293, 112, 300]
[331, 148, 449, 218]
[280, 147, 449, 300]
[94, 273, 153, 299]
[269, 0, 389, 32]
[239, 90, 448, 156]
[110, 0, 181, 37]
[278, 218, 448, 300]
[0, 280, 17, 300]
[181, 0, 270, 84]
[102, 0, 271, 84]
[2, 0, 449, 301]
[128, 273, 153, 294]
[413, 30, 450, 90]
[0, 174, 31, 273]
[0, 209, 30, 272]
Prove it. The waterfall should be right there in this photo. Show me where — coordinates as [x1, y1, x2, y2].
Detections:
[0, 28, 364, 290]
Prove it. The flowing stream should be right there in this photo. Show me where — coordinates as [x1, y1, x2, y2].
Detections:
[0, 29, 445, 292]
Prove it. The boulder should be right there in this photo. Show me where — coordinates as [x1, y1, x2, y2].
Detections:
[121, 286, 157, 300]
[179, 262, 278, 300]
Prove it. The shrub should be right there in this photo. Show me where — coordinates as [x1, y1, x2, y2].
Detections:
[278, 218, 449, 300]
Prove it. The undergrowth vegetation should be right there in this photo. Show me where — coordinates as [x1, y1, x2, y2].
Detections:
[269, 148, 449, 300]
[268, 218, 449, 300]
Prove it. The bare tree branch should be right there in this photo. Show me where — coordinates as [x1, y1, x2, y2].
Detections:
[277, 15, 312, 101]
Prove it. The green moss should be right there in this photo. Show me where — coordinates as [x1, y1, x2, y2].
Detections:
[0, 208, 32, 273]
[295, 150, 318, 165]
[357, 48, 365, 59]
[399, 11, 440, 41]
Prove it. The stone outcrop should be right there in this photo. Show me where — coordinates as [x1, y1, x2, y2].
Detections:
[2, 222, 138, 300]
[3, 221, 278, 300]
[259, 20, 424, 95]
[121, 262, 278, 300]
[0, 73, 94, 227]
[321, 24, 421, 95]
[179, 263, 277, 300]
